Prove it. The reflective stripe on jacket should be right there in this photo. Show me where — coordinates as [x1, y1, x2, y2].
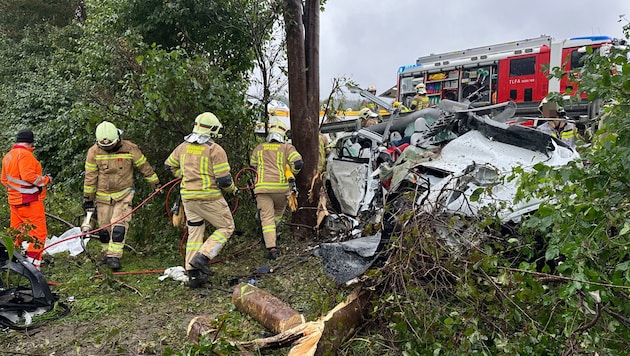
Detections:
[83, 140, 158, 202]
[1, 145, 50, 205]
[250, 142, 302, 194]
[538, 122, 577, 148]
[411, 95, 429, 110]
[165, 141, 234, 200]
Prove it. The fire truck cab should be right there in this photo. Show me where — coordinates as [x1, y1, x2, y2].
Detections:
[396, 35, 613, 119]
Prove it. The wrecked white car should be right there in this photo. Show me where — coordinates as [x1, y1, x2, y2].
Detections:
[316, 97, 579, 285]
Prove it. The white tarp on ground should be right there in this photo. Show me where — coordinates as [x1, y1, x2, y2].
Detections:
[44, 227, 89, 256]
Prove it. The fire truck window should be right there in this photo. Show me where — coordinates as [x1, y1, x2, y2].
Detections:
[524, 88, 533, 102]
[509, 57, 536, 76]
[570, 50, 587, 70]
[509, 90, 517, 100]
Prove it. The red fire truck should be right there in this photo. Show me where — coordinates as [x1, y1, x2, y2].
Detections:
[395, 35, 614, 118]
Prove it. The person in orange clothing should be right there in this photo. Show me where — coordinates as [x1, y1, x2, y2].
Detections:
[1, 129, 52, 269]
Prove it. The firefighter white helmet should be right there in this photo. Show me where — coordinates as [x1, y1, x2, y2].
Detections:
[415, 83, 427, 95]
[193, 112, 223, 138]
[95, 121, 120, 149]
[267, 119, 288, 143]
[368, 85, 376, 93]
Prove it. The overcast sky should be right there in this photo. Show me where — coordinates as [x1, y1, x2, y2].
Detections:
[319, 0, 628, 100]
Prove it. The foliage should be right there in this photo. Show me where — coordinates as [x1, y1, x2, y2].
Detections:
[350, 25, 630, 355]
[510, 25, 630, 353]
[0, 0, 77, 39]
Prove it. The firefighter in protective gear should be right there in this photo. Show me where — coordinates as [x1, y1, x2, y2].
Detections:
[360, 85, 380, 114]
[537, 99, 577, 149]
[250, 119, 303, 260]
[1, 129, 52, 270]
[359, 108, 379, 128]
[392, 101, 411, 113]
[83, 121, 160, 270]
[318, 134, 331, 173]
[410, 83, 429, 110]
[165, 112, 237, 288]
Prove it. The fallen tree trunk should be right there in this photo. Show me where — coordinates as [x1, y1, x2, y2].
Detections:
[241, 288, 371, 355]
[232, 283, 305, 334]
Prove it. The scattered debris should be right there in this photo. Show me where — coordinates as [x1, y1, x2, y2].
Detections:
[157, 266, 188, 282]
[317, 96, 580, 284]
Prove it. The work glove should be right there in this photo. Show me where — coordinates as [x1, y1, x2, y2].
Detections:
[45, 174, 53, 185]
[82, 200, 95, 212]
[231, 186, 239, 196]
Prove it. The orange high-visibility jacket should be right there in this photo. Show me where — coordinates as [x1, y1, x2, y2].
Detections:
[1, 145, 50, 206]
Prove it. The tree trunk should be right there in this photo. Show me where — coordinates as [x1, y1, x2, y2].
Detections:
[232, 283, 305, 334]
[283, 0, 320, 239]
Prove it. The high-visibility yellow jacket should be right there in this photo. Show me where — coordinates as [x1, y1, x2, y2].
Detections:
[250, 142, 302, 194]
[84, 140, 159, 203]
[165, 141, 235, 200]
[1, 145, 50, 206]
[411, 94, 429, 110]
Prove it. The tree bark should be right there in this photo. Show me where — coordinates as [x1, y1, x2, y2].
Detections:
[284, 0, 320, 238]
[239, 288, 371, 355]
[232, 283, 305, 334]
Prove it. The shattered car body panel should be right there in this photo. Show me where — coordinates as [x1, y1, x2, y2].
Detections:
[317, 97, 581, 284]
[407, 126, 579, 223]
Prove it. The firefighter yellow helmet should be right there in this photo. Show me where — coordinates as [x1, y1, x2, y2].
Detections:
[95, 121, 120, 148]
[193, 112, 222, 137]
[267, 119, 288, 143]
[415, 83, 427, 94]
[359, 107, 378, 119]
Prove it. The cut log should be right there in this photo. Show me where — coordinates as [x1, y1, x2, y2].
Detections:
[239, 288, 371, 355]
[232, 283, 305, 334]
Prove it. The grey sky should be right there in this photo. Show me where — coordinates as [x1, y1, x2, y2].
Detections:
[319, 0, 628, 99]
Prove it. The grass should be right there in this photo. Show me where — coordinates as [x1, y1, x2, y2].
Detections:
[0, 224, 347, 355]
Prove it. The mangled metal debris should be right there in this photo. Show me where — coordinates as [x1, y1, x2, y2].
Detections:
[316, 96, 580, 284]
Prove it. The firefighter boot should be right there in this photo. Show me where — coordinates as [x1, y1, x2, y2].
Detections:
[97, 255, 109, 266]
[188, 269, 208, 289]
[267, 247, 280, 260]
[107, 257, 121, 270]
[189, 252, 212, 276]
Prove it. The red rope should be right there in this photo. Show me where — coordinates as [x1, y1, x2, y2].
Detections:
[42, 177, 182, 253]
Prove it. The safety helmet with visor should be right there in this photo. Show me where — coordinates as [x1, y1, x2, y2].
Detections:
[359, 107, 378, 120]
[193, 112, 223, 138]
[266, 119, 288, 143]
[415, 83, 427, 95]
[95, 121, 121, 149]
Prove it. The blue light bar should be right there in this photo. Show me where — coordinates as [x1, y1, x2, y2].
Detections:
[569, 36, 612, 42]
[397, 63, 421, 73]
